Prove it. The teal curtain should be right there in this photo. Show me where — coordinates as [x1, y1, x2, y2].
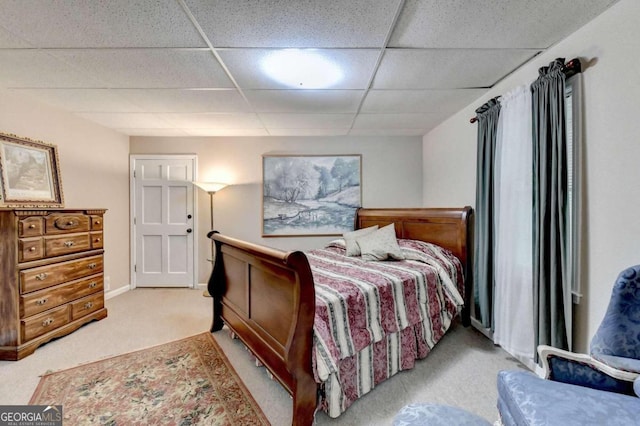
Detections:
[531, 58, 571, 351]
[473, 98, 501, 328]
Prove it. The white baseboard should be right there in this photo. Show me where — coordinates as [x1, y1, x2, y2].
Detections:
[106, 283, 209, 300]
[470, 317, 494, 340]
[105, 285, 131, 300]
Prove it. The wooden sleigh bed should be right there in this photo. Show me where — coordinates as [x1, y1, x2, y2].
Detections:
[207, 207, 473, 425]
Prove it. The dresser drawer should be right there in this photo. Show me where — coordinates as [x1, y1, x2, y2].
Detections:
[90, 232, 103, 249]
[21, 305, 70, 341]
[19, 217, 44, 237]
[44, 233, 91, 257]
[21, 274, 104, 317]
[45, 214, 90, 235]
[18, 237, 44, 262]
[71, 293, 104, 320]
[20, 255, 104, 294]
[90, 215, 103, 231]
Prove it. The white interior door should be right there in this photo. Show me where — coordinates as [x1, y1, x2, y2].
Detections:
[131, 155, 197, 287]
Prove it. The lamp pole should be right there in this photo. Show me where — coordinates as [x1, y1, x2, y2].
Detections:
[208, 190, 215, 263]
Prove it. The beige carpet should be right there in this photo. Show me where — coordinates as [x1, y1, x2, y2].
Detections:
[30, 332, 269, 425]
[0, 288, 526, 425]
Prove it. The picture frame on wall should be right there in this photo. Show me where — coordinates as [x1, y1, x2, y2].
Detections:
[262, 154, 362, 237]
[0, 132, 64, 207]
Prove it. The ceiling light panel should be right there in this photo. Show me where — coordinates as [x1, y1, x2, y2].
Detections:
[185, 0, 402, 48]
[219, 49, 379, 89]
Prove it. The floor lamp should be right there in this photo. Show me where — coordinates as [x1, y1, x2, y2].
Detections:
[193, 181, 228, 262]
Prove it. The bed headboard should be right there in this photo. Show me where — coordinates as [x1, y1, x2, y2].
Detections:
[356, 207, 474, 325]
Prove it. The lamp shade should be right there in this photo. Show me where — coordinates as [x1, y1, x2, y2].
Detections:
[193, 181, 228, 193]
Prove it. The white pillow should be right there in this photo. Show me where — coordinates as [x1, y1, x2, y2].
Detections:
[356, 224, 405, 261]
[343, 225, 378, 256]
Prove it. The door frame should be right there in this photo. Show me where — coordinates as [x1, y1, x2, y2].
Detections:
[129, 154, 199, 289]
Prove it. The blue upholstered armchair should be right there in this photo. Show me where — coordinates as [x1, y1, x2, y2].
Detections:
[498, 265, 640, 425]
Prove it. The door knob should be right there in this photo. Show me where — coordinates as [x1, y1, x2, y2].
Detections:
[187, 214, 192, 219]
[186, 228, 192, 233]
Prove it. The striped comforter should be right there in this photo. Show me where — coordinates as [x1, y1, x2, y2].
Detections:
[306, 239, 465, 418]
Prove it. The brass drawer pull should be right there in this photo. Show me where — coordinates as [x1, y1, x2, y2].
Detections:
[94, 220, 101, 225]
[42, 318, 54, 327]
[28, 224, 36, 229]
[36, 298, 48, 306]
[88, 263, 97, 269]
[84, 302, 94, 310]
[64, 241, 75, 247]
[35, 273, 48, 281]
[94, 237, 101, 243]
[29, 247, 36, 252]
[67, 221, 75, 226]
[89, 282, 97, 288]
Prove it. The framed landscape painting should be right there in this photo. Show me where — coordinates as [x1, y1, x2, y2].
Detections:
[262, 154, 362, 237]
[0, 133, 64, 207]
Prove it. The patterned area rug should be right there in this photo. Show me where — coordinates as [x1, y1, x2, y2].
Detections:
[30, 332, 270, 425]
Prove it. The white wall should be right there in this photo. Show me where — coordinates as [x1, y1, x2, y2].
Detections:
[422, 0, 640, 351]
[0, 89, 131, 294]
[130, 136, 423, 282]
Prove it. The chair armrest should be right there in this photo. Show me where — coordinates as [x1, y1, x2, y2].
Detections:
[538, 345, 639, 395]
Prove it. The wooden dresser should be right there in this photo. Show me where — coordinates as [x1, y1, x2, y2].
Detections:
[0, 208, 108, 360]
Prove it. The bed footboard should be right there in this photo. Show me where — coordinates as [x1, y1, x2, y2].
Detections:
[207, 232, 317, 426]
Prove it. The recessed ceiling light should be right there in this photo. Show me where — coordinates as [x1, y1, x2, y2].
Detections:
[261, 49, 343, 89]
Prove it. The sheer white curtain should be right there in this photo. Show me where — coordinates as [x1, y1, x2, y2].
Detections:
[493, 85, 534, 363]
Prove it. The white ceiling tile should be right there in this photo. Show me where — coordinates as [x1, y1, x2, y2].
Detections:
[390, 0, 619, 49]
[50, 49, 234, 88]
[373, 49, 540, 89]
[268, 128, 350, 136]
[184, 128, 270, 136]
[244, 90, 364, 113]
[76, 113, 173, 129]
[116, 89, 250, 113]
[10, 89, 144, 112]
[116, 128, 190, 137]
[0, 24, 32, 47]
[259, 113, 355, 129]
[349, 128, 429, 136]
[158, 113, 264, 129]
[0, 0, 205, 48]
[361, 89, 487, 113]
[185, 0, 402, 48]
[0, 50, 102, 87]
[352, 113, 444, 129]
[219, 49, 379, 89]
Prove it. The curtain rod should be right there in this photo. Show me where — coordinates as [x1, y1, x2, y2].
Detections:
[469, 57, 582, 124]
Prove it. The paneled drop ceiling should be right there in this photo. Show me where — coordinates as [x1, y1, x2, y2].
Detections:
[0, 0, 619, 137]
